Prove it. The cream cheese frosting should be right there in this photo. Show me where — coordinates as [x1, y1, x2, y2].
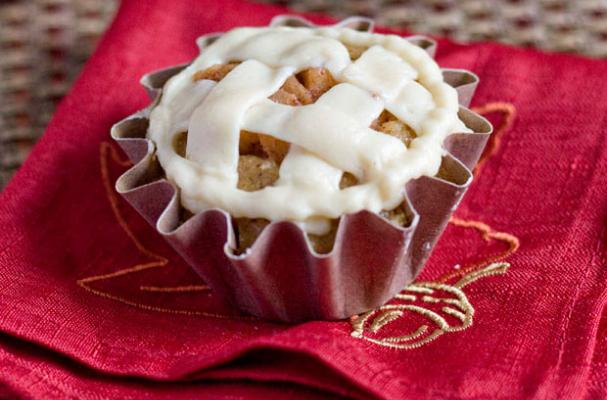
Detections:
[148, 26, 471, 233]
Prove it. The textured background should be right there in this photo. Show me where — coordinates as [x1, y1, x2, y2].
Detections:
[2, 0, 607, 189]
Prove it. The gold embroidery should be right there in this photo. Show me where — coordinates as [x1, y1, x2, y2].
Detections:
[442, 306, 467, 321]
[441, 217, 519, 283]
[421, 295, 440, 303]
[385, 325, 428, 342]
[76, 143, 253, 320]
[350, 262, 510, 349]
[471, 102, 516, 176]
[139, 284, 210, 293]
[370, 310, 404, 333]
[396, 293, 417, 302]
[404, 286, 434, 294]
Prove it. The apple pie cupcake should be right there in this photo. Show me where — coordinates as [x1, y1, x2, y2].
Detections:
[112, 16, 492, 322]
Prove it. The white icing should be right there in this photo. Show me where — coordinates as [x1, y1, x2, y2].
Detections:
[147, 26, 471, 232]
[342, 45, 417, 99]
[387, 81, 435, 133]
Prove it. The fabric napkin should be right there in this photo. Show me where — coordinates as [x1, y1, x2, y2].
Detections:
[1, 0, 607, 398]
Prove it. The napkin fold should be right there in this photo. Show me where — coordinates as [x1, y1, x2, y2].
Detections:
[1, 0, 607, 398]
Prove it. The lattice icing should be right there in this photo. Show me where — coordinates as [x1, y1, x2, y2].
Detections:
[148, 22, 471, 234]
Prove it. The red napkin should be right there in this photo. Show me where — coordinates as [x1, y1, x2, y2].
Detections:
[2, 0, 607, 398]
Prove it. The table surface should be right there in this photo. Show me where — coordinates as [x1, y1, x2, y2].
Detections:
[2, 0, 607, 189]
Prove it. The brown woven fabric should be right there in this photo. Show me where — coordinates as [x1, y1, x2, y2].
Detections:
[260, 0, 607, 56]
[2, 0, 607, 189]
[0, 0, 117, 188]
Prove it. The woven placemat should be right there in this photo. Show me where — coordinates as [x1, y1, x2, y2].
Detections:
[2, 0, 607, 189]
[260, 0, 607, 56]
[0, 0, 117, 188]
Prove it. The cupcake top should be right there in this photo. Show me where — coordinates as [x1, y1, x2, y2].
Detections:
[148, 25, 469, 234]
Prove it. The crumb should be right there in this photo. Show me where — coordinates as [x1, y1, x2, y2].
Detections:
[234, 218, 270, 253]
[379, 203, 413, 227]
[172, 131, 188, 157]
[308, 219, 340, 254]
[339, 172, 359, 189]
[436, 158, 459, 183]
[237, 155, 279, 192]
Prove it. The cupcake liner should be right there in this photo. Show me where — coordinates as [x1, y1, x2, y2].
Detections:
[111, 16, 492, 322]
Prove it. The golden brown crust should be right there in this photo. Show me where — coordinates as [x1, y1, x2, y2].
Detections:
[239, 130, 266, 157]
[345, 43, 368, 60]
[296, 68, 337, 101]
[380, 120, 417, 146]
[371, 110, 417, 147]
[268, 88, 300, 106]
[279, 76, 314, 105]
[192, 63, 239, 81]
[258, 134, 290, 165]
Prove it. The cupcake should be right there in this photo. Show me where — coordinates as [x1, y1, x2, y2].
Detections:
[112, 16, 492, 322]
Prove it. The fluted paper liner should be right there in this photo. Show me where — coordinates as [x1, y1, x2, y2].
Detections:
[111, 16, 492, 322]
